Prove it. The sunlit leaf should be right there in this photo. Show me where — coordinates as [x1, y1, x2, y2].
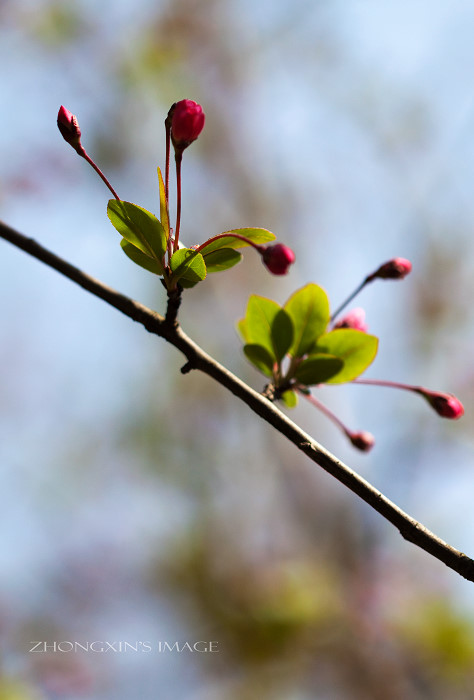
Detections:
[280, 390, 298, 408]
[120, 240, 164, 275]
[199, 227, 276, 255]
[243, 343, 275, 377]
[108, 200, 166, 262]
[284, 284, 330, 358]
[170, 248, 207, 286]
[313, 329, 378, 383]
[294, 354, 343, 386]
[203, 248, 242, 273]
[157, 167, 170, 241]
[236, 317, 248, 342]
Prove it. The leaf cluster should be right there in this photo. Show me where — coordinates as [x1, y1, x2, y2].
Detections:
[107, 168, 275, 290]
[237, 284, 378, 407]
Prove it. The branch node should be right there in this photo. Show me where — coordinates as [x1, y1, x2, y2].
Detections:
[181, 361, 194, 374]
[165, 286, 183, 326]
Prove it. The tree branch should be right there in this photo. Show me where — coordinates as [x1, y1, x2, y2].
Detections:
[2, 218, 474, 582]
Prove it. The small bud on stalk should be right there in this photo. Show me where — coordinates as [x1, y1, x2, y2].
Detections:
[170, 100, 205, 152]
[349, 431, 375, 452]
[334, 307, 368, 332]
[331, 257, 412, 323]
[261, 243, 295, 275]
[354, 379, 465, 421]
[57, 106, 83, 154]
[420, 390, 465, 420]
[369, 257, 412, 281]
[57, 105, 120, 200]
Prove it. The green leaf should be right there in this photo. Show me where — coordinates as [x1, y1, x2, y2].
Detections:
[294, 354, 344, 386]
[243, 343, 275, 377]
[170, 248, 207, 286]
[157, 167, 170, 241]
[313, 329, 378, 383]
[280, 390, 298, 408]
[243, 296, 280, 359]
[203, 248, 242, 273]
[284, 284, 330, 358]
[240, 297, 293, 362]
[236, 317, 248, 342]
[108, 200, 167, 262]
[272, 308, 294, 362]
[120, 240, 164, 275]
[199, 227, 276, 255]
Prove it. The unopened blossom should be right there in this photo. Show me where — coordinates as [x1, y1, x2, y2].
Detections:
[349, 431, 375, 452]
[420, 390, 464, 420]
[371, 258, 412, 281]
[57, 106, 82, 153]
[261, 243, 295, 275]
[334, 307, 368, 332]
[170, 100, 205, 149]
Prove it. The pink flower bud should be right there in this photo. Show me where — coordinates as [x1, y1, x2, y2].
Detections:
[170, 100, 205, 149]
[349, 431, 375, 452]
[372, 257, 412, 280]
[421, 390, 464, 420]
[334, 307, 368, 333]
[57, 105, 83, 153]
[261, 243, 295, 275]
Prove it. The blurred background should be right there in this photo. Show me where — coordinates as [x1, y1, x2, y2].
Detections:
[1, 0, 474, 698]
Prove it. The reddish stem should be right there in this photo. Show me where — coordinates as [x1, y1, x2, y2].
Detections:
[194, 232, 262, 255]
[173, 152, 183, 252]
[352, 378, 422, 394]
[79, 149, 120, 201]
[165, 120, 171, 205]
[298, 389, 352, 438]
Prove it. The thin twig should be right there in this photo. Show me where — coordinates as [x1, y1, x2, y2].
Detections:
[1, 218, 474, 582]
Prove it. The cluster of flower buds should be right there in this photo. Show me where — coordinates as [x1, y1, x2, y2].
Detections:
[57, 100, 295, 278]
[307, 257, 464, 451]
[57, 100, 464, 454]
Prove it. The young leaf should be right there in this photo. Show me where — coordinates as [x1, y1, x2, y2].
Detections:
[241, 295, 294, 363]
[203, 248, 242, 273]
[120, 240, 164, 275]
[200, 228, 276, 255]
[280, 390, 298, 408]
[107, 200, 167, 262]
[272, 308, 294, 362]
[236, 317, 248, 343]
[157, 167, 170, 240]
[170, 248, 207, 286]
[294, 354, 343, 386]
[243, 343, 275, 377]
[313, 329, 378, 383]
[284, 284, 330, 358]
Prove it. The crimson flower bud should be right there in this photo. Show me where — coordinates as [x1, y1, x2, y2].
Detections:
[420, 390, 464, 420]
[170, 99, 205, 150]
[57, 105, 83, 153]
[371, 257, 412, 281]
[349, 431, 375, 452]
[334, 307, 368, 333]
[260, 244, 295, 275]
